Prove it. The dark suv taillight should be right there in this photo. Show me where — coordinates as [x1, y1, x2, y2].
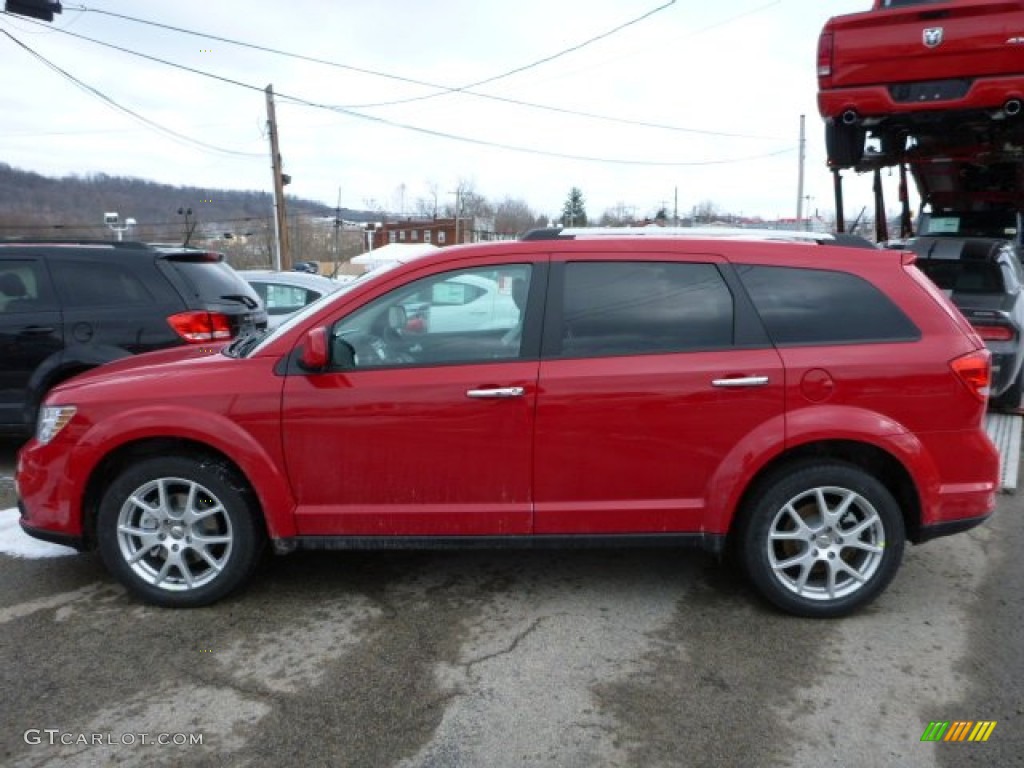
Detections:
[167, 311, 233, 342]
[950, 349, 992, 402]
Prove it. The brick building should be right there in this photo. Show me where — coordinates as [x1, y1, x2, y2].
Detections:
[367, 216, 500, 249]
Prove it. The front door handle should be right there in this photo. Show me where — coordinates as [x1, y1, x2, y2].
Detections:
[711, 376, 769, 388]
[466, 387, 525, 399]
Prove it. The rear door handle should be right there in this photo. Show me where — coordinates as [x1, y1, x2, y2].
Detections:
[466, 387, 525, 398]
[711, 376, 769, 388]
[20, 326, 55, 336]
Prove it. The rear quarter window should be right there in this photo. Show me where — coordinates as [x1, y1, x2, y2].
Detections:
[737, 265, 920, 345]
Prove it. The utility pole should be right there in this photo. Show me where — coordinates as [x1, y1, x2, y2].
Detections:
[265, 84, 291, 271]
[455, 187, 461, 244]
[673, 186, 679, 227]
[796, 114, 806, 225]
[332, 187, 342, 277]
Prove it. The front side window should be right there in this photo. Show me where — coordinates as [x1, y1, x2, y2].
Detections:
[0, 260, 57, 312]
[738, 264, 920, 344]
[558, 261, 733, 357]
[330, 264, 532, 368]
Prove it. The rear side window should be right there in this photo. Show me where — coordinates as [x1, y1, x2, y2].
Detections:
[559, 261, 733, 357]
[51, 260, 153, 307]
[737, 265, 920, 345]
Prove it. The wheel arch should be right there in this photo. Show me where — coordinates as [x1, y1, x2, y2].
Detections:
[80, 436, 282, 550]
[726, 440, 923, 547]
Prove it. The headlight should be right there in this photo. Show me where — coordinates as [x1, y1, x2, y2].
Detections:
[36, 405, 77, 445]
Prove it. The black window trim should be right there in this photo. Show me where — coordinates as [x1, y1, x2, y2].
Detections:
[541, 258, 774, 360]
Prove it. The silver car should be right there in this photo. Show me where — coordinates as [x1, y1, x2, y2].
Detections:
[240, 270, 344, 329]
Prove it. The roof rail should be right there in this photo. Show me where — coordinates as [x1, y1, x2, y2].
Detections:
[522, 226, 838, 244]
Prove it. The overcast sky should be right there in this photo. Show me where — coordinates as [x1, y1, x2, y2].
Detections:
[0, 0, 883, 224]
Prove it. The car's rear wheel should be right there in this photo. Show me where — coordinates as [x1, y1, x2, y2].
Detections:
[740, 461, 905, 618]
[825, 122, 866, 167]
[97, 456, 264, 607]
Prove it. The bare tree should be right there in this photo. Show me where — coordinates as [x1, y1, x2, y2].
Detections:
[444, 178, 494, 219]
[599, 202, 635, 226]
[494, 196, 537, 236]
[693, 199, 719, 223]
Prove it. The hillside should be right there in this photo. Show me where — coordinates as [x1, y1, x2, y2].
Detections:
[0, 163, 373, 242]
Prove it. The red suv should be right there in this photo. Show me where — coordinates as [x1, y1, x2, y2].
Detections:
[15, 229, 1000, 617]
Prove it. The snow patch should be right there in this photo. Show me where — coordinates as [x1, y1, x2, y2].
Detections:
[0, 507, 78, 559]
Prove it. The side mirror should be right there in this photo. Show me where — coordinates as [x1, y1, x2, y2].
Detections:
[299, 327, 328, 370]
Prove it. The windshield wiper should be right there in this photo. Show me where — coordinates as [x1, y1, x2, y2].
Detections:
[224, 328, 269, 357]
[220, 294, 259, 309]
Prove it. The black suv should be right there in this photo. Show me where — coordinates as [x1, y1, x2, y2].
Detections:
[0, 241, 266, 435]
[910, 236, 1024, 409]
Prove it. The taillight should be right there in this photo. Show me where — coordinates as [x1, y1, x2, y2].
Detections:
[972, 324, 1014, 342]
[817, 31, 833, 79]
[950, 349, 991, 402]
[167, 311, 233, 342]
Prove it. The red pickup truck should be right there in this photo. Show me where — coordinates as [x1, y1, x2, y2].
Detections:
[817, 0, 1024, 166]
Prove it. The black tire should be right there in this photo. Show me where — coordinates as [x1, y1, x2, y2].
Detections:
[740, 461, 905, 618]
[992, 363, 1024, 411]
[96, 456, 265, 608]
[825, 122, 866, 167]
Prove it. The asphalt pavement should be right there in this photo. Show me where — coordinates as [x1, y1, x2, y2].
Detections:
[1, 440, 1021, 767]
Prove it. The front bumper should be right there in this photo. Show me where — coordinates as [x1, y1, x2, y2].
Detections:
[15, 437, 85, 546]
[18, 502, 86, 551]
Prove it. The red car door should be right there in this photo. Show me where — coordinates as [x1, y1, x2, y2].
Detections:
[281, 262, 540, 537]
[532, 255, 786, 535]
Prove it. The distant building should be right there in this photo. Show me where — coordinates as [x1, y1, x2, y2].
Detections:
[367, 216, 501, 249]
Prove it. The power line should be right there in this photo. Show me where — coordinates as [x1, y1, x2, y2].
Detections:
[2, 18, 795, 167]
[342, 0, 678, 108]
[0, 28, 264, 158]
[58, 3, 779, 140]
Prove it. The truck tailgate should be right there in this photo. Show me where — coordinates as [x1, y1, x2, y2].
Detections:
[822, 1, 1024, 88]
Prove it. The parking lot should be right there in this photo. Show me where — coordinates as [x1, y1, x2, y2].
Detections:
[1, 438, 1022, 767]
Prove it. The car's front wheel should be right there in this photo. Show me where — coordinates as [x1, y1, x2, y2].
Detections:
[740, 461, 905, 618]
[97, 456, 265, 608]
